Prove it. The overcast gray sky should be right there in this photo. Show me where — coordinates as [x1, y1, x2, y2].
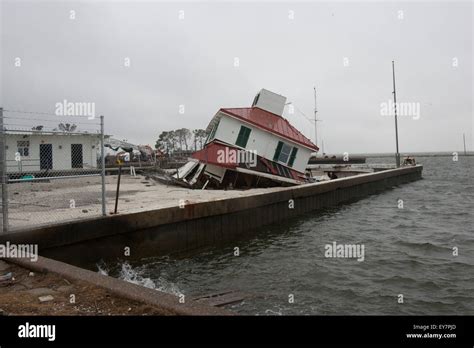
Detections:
[1, 0, 472, 154]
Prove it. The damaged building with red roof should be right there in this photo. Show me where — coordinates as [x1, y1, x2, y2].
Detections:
[174, 89, 319, 189]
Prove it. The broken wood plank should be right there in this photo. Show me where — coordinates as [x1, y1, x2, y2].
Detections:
[192, 290, 249, 307]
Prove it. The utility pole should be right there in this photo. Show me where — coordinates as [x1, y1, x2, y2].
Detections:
[463, 133, 467, 155]
[313, 86, 319, 151]
[392, 61, 401, 167]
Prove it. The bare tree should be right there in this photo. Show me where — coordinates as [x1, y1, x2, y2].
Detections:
[193, 129, 208, 150]
[175, 128, 191, 150]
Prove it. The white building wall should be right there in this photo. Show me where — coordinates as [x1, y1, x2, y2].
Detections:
[213, 114, 312, 173]
[5, 134, 100, 173]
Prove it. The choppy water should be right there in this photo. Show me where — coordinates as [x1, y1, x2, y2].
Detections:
[102, 155, 474, 315]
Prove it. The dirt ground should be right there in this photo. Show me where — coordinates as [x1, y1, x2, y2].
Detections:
[7, 173, 283, 230]
[0, 260, 173, 315]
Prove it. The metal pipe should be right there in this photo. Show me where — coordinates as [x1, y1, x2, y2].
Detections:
[114, 165, 122, 214]
[0, 107, 9, 233]
[4, 129, 101, 136]
[8, 174, 101, 182]
[100, 115, 106, 216]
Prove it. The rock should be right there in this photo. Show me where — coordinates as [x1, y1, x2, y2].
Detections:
[0, 260, 10, 272]
[38, 295, 54, 303]
[56, 285, 74, 293]
[18, 277, 35, 289]
[10, 284, 28, 291]
[26, 288, 57, 296]
[0, 272, 12, 281]
[29, 272, 35, 277]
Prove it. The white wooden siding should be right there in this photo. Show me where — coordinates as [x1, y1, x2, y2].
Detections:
[213, 114, 312, 173]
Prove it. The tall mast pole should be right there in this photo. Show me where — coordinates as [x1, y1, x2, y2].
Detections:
[314, 86, 318, 151]
[392, 61, 400, 167]
[463, 133, 467, 155]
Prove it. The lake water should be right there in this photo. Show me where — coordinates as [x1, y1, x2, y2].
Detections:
[101, 155, 474, 315]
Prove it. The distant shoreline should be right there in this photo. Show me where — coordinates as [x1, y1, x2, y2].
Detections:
[345, 152, 474, 158]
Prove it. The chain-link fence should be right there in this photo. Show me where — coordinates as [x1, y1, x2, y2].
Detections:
[0, 108, 106, 232]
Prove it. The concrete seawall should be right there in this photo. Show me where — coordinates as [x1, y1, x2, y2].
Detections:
[4, 255, 232, 315]
[0, 165, 422, 267]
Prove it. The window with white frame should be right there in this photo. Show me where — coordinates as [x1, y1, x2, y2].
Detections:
[277, 143, 292, 163]
[273, 141, 299, 167]
[17, 140, 30, 157]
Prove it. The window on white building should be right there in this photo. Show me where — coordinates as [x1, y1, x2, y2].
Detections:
[273, 141, 298, 167]
[17, 140, 30, 157]
[235, 126, 251, 148]
[278, 143, 292, 163]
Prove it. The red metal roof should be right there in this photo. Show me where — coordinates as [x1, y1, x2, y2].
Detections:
[219, 107, 319, 151]
[192, 141, 305, 181]
[192, 141, 238, 169]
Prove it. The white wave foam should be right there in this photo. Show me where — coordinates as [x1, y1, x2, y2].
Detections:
[96, 260, 109, 276]
[118, 261, 182, 296]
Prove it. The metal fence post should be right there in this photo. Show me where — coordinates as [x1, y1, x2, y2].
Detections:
[100, 115, 106, 216]
[0, 107, 9, 233]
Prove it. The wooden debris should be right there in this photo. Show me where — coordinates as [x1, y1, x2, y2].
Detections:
[192, 290, 248, 307]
